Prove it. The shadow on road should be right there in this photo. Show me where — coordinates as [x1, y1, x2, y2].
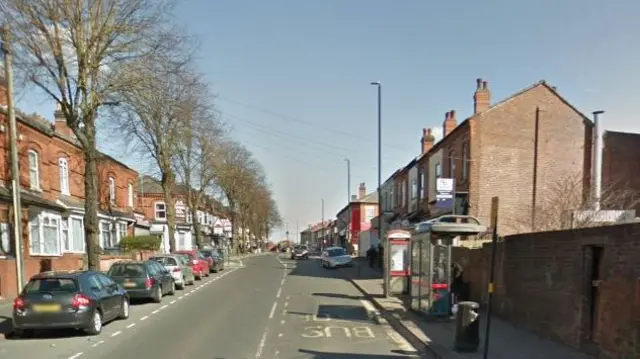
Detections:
[0, 315, 13, 338]
[297, 348, 417, 358]
[312, 292, 361, 300]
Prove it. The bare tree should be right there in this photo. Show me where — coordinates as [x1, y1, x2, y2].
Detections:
[0, 0, 177, 269]
[174, 101, 226, 248]
[111, 48, 198, 252]
[525, 172, 639, 232]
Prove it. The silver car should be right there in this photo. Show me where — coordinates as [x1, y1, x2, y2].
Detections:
[321, 247, 353, 268]
[149, 255, 195, 289]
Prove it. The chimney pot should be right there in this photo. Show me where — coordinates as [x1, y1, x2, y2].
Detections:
[474, 78, 491, 114]
[482, 81, 488, 89]
[476, 78, 483, 89]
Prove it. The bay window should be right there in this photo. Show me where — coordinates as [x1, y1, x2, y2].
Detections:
[29, 212, 62, 256]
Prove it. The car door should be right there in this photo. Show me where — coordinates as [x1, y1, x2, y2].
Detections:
[151, 261, 171, 291]
[87, 274, 112, 318]
[96, 273, 121, 320]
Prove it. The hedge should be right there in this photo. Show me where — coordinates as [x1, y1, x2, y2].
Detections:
[119, 235, 162, 252]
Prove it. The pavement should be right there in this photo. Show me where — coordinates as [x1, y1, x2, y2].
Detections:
[346, 258, 595, 359]
[0, 252, 423, 359]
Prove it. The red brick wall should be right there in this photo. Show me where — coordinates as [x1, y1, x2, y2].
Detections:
[602, 131, 640, 213]
[468, 84, 592, 236]
[452, 223, 640, 359]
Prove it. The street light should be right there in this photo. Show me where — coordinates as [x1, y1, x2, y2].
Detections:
[344, 158, 351, 250]
[370, 81, 387, 297]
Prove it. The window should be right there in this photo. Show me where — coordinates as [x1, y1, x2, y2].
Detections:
[435, 162, 442, 179]
[186, 210, 193, 224]
[420, 171, 426, 199]
[108, 177, 115, 205]
[155, 202, 166, 220]
[119, 222, 127, 240]
[28, 150, 40, 190]
[127, 183, 134, 207]
[365, 207, 376, 223]
[178, 232, 186, 249]
[462, 143, 469, 181]
[65, 217, 85, 253]
[29, 212, 62, 256]
[449, 152, 456, 178]
[402, 180, 408, 207]
[59, 157, 69, 195]
[100, 221, 114, 248]
[411, 178, 418, 199]
[0, 223, 12, 256]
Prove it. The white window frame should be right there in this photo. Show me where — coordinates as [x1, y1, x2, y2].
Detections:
[108, 177, 116, 205]
[411, 178, 418, 199]
[100, 220, 125, 249]
[29, 211, 62, 256]
[449, 152, 456, 178]
[435, 162, 442, 179]
[28, 150, 40, 190]
[420, 170, 426, 199]
[59, 157, 70, 195]
[118, 222, 128, 240]
[127, 183, 134, 207]
[63, 215, 85, 253]
[154, 202, 167, 220]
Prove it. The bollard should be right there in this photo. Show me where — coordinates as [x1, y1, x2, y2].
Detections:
[453, 301, 480, 352]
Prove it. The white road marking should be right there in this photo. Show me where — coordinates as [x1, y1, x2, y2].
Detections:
[160, 305, 168, 310]
[280, 320, 285, 324]
[140, 315, 149, 321]
[269, 302, 278, 319]
[126, 323, 136, 329]
[90, 340, 105, 348]
[278, 333, 283, 337]
[151, 309, 160, 314]
[111, 331, 122, 337]
[170, 300, 176, 304]
[255, 331, 268, 358]
[284, 301, 289, 308]
[360, 299, 380, 319]
[276, 288, 282, 298]
[68, 353, 83, 359]
[387, 329, 418, 353]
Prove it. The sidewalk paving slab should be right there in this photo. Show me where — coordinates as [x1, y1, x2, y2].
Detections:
[347, 260, 594, 359]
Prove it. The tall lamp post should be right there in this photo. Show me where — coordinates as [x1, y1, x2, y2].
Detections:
[344, 158, 351, 250]
[370, 81, 388, 298]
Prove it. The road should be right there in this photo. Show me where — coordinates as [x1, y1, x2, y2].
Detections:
[0, 253, 421, 359]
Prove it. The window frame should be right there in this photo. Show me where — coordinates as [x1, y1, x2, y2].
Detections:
[29, 211, 62, 257]
[462, 143, 469, 181]
[154, 201, 167, 220]
[63, 215, 85, 253]
[108, 177, 116, 205]
[449, 152, 456, 178]
[59, 157, 70, 195]
[28, 149, 40, 190]
[127, 182, 134, 207]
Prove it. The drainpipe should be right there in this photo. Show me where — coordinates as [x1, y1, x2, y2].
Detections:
[592, 111, 604, 211]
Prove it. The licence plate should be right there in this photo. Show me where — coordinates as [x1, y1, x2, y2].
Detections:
[123, 282, 136, 288]
[32, 304, 61, 313]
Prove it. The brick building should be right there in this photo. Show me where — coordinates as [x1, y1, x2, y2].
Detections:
[335, 182, 378, 254]
[0, 85, 141, 298]
[601, 130, 640, 214]
[388, 78, 595, 240]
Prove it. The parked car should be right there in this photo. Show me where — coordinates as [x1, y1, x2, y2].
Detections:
[150, 255, 195, 289]
[172, 250, 209, 280]
[321, 247, 353, 269]
[106, 260, 175, 303]
[291, 245, 310, 260]
[12, 270, 130, 337]
[200, 249, 224, 272]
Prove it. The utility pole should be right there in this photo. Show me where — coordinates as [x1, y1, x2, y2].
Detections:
[296, 220, 299, 243]
[2, 26, 25, 293]
[370, 81, 387, 297]
[321, 198, 324, 251]
[344, 158, 351, 251]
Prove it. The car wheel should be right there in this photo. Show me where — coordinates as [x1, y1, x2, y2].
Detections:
[168, 281, 176, 295]
[152, 286, 162, 303]
[119, 298, 130, 320]
[177, 277, 185, 289]
[12, 328, 32, 338]
[85, 310, 103, 335]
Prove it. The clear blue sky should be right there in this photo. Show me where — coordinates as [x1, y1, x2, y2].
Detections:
[16, 0, 640, 242]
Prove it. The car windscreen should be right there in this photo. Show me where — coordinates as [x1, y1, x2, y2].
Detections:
[24, 278, 79, 293]
[150, 257, 178, 266]
[200, 251, 212, 258]
[108, 264, 147, 277]
[328, 248, 346, 257]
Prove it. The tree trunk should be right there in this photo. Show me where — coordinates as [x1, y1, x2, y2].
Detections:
[160, 171, 176, 252]
[187, 190, 203, 248]
[83, 148, 100, 271]
[228, 199, 237, 254]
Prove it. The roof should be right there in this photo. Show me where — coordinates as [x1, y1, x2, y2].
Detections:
[0, 187, 67, 212]
[335, 191, 379, 218]
[31, 270, 91, 279]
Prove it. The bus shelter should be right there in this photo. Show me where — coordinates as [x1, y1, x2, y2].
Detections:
[409, 215, 486, 317]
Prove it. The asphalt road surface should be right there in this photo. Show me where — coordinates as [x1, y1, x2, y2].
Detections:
[0, 253, 421, 359]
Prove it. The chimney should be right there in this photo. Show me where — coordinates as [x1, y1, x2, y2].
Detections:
[351, 194, 357, 201]
[421, 128, 435, 154]
[358, 182, 366, 199]
[473, 78, 490, 114]
[443, 110, 457, 137]
[54, 103, 74, 138]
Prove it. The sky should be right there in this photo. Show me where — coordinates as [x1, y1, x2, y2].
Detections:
[13, 0, 640, 242]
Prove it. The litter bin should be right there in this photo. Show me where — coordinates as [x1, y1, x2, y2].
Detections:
[453, 301, 480, 352]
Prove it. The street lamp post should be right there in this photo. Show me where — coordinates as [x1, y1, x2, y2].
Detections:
[370, 81, 388, 298]
[344, 158, 351, 251]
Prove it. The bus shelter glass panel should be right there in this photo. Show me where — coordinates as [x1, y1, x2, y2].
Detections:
[410, 239, 422, 311]
[429, 242, 452, 316]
